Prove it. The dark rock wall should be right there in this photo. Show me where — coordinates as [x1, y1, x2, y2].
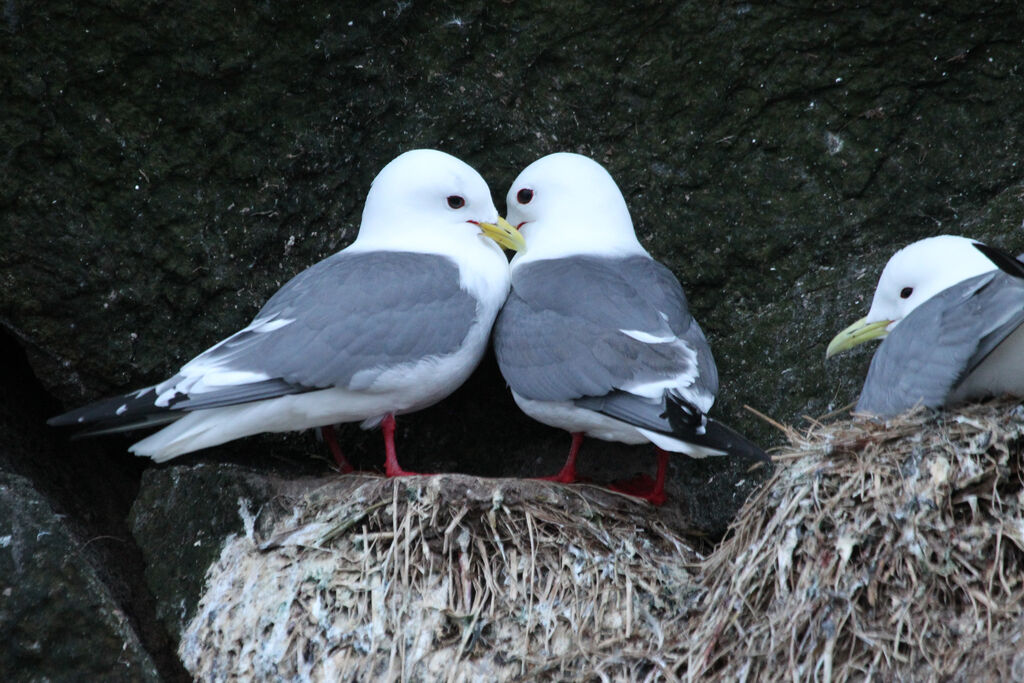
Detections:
[0, 472, 160, 681]
[3, 0, 1023, 677]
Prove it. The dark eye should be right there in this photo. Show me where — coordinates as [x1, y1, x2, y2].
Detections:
[516, 188, 534, 204]
[899, 287, 913, 299]
[447, 195, 465, 209]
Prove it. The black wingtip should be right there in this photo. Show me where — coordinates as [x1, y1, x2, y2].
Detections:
[574, 391, 772, 462]
[702, 416, 772, 463]
[47, 388, 164, 431]
[47, 410, 87, 428]
[662, 394, 771, 463]
[973, 242, 1024, 279]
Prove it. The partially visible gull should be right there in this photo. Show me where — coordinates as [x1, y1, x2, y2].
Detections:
[50, 149, 525, 475]
[827, 235, 1024, 416]
[492, 152, 768, 506]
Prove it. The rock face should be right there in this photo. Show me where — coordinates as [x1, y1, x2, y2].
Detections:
[3, 0, 1023, 677]
[0, 472, 159, 681]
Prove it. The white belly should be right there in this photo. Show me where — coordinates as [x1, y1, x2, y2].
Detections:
[948, 323, 1024, 404]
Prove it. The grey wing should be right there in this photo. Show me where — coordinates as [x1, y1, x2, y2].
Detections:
[51, 251, 480, 430]
[633, 256, 719, 397]
[494, 256, 717, 408]
[180, 251, 478, 393]
[857, 271, 1024, 416]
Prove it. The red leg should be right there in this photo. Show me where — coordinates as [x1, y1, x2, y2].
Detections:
[321, 425, 354, 473]
[608, 448, 669, 506]
[645, 448, 669, 506]
[538, 432, 583, 483]
[381, 413, 425, 477]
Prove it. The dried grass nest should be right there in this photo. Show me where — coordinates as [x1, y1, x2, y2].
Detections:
[181, 474, 704, 681]
[181, 400, 1024, 682]
[692, 399, 1024, 681]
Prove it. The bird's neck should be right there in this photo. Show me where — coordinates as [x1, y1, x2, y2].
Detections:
[511, 224, 649, 269]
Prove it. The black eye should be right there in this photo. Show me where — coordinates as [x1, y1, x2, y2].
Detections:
[900, 287, 913, 299]
[516, 188, 534, 204]
[447, 195, 465, 209]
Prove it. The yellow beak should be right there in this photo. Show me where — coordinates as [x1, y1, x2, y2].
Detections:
[826, 316, 893, 358]
[477, 217, 526, 252]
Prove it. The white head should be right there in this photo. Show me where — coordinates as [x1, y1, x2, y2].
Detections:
[505, 153, 647, 265]
[865, 235, 997, 328]
[827, 235, 997, 357]
[352, 149, 523, 256]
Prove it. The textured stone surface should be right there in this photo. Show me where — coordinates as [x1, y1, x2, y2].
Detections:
[0, 472, 159, 681]
[0, 330, 187, 680]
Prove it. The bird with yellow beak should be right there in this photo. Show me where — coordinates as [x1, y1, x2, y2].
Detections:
[49, 149, 526, 476]
[827, 235, 1024, 416]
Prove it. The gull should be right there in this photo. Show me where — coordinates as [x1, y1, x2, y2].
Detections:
[492, 152, 768, 505]
[827, 235, 1024, 416]
[50, 149, 525, 475]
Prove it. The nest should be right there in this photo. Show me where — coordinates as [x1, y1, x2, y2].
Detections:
[179, 400, 1024, 681]
[180, 474, 703, 681]
[690, 400, 1024, 681]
